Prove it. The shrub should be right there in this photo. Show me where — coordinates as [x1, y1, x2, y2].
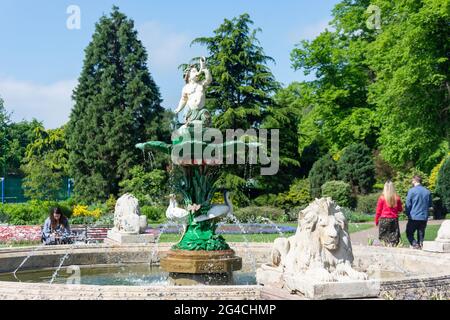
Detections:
[321, 180, 354, 208]
[276, 179, 312, 210]
[308, 154, 338, 198]
[356, 193, 380, 215]
[430, 153, 450, 192]
[233, 206, 285, 223]
[393, 168, 429, 202]
[337, 143, 375, 194]
[119, 166, 168, 206]
[140, 206, 165, 223]
[0, 200, 73, 225]
[105, 194, 117, 214]
[93, 213, 114, 226]
[286, 206, 306, 222]
[252, 194, 278, 207]
[341, 207, 374, 223]
[436, 157, 450, 210]
[72, 205, 102, 219]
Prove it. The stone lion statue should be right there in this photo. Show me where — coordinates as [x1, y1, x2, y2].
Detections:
[112, 194, 147, 234]
[268, 197, 367, 282]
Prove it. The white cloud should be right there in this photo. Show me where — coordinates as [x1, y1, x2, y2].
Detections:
[0, 78, 76, 129]
[138, 20, 195, 71]
[289, 19, 332, 43]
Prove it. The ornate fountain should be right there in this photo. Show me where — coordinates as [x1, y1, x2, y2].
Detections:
[136, 57, 245, 285]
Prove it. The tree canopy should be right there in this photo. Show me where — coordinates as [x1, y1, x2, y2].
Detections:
[67, 6, 167, 202]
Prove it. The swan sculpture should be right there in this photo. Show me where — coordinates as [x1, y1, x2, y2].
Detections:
[166, 194, 189, 232]
[194, 191, 233, 223]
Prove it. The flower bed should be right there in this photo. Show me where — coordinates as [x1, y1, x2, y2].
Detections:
[0, 226, 42, 243]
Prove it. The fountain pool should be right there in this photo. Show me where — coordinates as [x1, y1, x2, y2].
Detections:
[0, 243, 448, 299]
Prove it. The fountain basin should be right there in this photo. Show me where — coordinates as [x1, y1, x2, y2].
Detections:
[160, 249, 242, 285]
[0, 243, 448, 299]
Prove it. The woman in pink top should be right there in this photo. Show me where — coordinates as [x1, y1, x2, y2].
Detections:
[375, 181, 403, 246]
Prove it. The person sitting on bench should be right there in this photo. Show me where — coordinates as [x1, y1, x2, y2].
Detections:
[42, 208, 72, 245]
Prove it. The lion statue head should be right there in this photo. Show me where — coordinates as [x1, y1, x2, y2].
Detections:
[269, 198, 367, 282]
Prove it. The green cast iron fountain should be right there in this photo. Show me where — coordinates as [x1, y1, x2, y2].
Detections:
[135, 57, 250, 284]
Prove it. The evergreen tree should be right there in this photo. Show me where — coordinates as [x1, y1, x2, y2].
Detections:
[436, 158, 450, 210]
[0, 97, 9, 176]
[67, 7, 165, 202]
[337, 143, 375, 194]
[188, 14, 281, 201]
[191, 13, 280, 130]
[308, 154, 338, 198]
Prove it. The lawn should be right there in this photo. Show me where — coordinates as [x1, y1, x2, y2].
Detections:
[0, 222, 374, 247]
[157, 222, 374, 243]
[399, 224, 441, 246]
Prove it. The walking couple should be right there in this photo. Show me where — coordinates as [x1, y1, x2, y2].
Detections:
[375, 176, 432, 249]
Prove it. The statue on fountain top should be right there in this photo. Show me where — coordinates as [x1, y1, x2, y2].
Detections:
[175, 57, 212, 129]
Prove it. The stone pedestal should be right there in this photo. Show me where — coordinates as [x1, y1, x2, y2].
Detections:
[256, 266, 380, 300]
[423, 220, 450, 253]
[160, 249, 242, 285]
[106, 229, 155, 244]
[423, 241, 450, 253]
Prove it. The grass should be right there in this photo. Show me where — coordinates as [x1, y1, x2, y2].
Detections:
[0, 222, 374, 246]
[399, 224, 441, 246]
[157, 222, 374, 243]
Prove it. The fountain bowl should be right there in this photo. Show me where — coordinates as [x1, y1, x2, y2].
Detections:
[160, 249, 242, 285]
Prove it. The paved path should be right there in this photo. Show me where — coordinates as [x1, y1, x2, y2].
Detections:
[350, 219, 444, 246]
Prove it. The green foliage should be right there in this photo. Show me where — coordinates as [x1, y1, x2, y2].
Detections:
[308, 154, 338, 198]
[140, 206, 165, 223]
[105, 194, 117, 214]
[233, 206, 285, 223]
[430, 153, 450, 192]
[67, 6, 166, 203]
[276, 179, 312, 209]
[190, 13, 280, 130]
[0, 200, 72, 225]
[356, 193, 380, 215]
[257, 83, 304, 193]
[119, 166, 168, 206]
[252, 194, 278, 207]
[337, 143, 375, 194]
[291, 0, 379, 157]
[5, 119, 43, 175]
[393, 168, 429, 202]
[21, 127, 69, 200]
[321, 180, 354, 208]
[436, 158, 450, 209]
[0, 97, 9, 175]
[366, 0, 449, 172]
[215, 172, 250, 208]
[340, 207, 374, 223]
[291, 0, 449, 174]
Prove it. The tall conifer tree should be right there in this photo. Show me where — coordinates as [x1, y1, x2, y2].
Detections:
[67, 7, 165, 202]
[191, 13, 280, 130]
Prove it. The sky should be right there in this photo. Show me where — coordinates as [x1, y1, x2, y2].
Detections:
[0, 0, 339, 129]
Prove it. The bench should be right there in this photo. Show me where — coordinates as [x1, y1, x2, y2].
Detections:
[67, 225, 111, 244]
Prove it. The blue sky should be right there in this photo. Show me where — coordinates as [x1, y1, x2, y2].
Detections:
[0, 0, 339, 128]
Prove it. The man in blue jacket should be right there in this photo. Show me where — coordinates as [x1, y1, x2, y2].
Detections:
[405, 176, 432, 249]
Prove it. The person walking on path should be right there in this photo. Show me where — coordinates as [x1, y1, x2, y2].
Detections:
[405, 176, 432, 249]
[375, 181, 403, 246]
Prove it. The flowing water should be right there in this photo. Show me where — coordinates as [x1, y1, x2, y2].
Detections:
[226, 213, 257, 272]
[12, 244, 45, 281]
[259, 217, 285, 237]
[0, 264, 257, 286]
